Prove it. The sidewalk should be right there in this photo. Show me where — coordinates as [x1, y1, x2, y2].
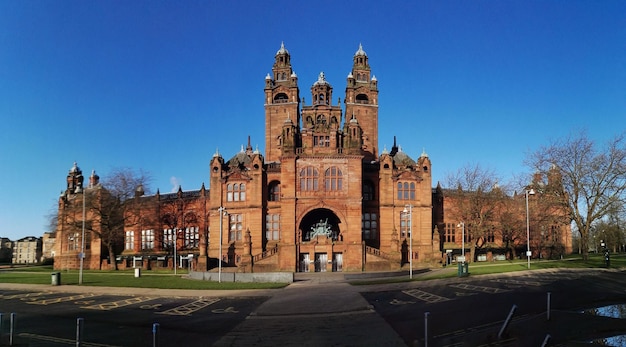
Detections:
[213, 274, 408, 347]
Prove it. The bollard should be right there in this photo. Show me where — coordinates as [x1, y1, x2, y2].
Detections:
[424, 312, 430, 347]
[541, 334, 551, 347]
[547, 292, 551, 321]
[498, 305, 517, 339]
[76, 318, 84, 347]
[0, 312, 3, 342]
[152, 323, 160, 347]
[10, 313, 15, 346]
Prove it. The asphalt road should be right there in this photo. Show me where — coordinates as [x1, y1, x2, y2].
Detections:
[1, 268, 625, 346]
[0, 290, 267, 346]
[360, 268, 626, 346]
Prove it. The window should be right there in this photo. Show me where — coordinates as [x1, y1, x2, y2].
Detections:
[445, 223, 456, 242]
[363, 181, 374, 201]
[67, 232, 79, 251]
[125, 231, 134, 250]
[268, 181, 281, 201]
[362, 213, 378, 240]
[314, 136, 330, 147]
[141, 230, 154, 250]
[486, 228, 495, 243]
[397, 182, 415, 200]
[163, 229, 175, 249]
[400, 213, 411, 238]
[229, 214, 243, 242]
[266, 214, 280, 241]
[325, 167, 343, 191]
[300, 167, 319, 191]
[184, 226, 199, 248]
[227, 183, 246, 201]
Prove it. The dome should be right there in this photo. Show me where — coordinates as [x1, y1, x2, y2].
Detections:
[70, 162, 81, 174]
[393, 148, 416, 166]
[313, 72, 330, 86]
[276, 41, 289, 55]
[227, 149, 252, 167]
[355, 43, 367, 56]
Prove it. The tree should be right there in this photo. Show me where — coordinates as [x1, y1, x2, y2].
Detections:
[445, 164, 508, 261]
[64, 168, 151, 270]
[527, 131, 626, 260]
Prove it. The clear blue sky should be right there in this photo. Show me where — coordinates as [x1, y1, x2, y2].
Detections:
[1, 1, 624, 241]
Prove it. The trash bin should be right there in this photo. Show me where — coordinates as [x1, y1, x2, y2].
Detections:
[457, 262, 469, 277]
[134, 268, 141, 278]
[51, 272, 61, 286]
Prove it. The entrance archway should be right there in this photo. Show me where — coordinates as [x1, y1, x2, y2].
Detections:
[298, 208, 343, 272]
[299, 208, 341, 242]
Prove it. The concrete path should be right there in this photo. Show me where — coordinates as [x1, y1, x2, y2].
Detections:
[213, 275, 407, 347]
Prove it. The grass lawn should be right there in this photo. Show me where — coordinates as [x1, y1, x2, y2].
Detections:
[0, 266, 287, 290]
[2, 254, 623, 289]
[351, 253, 626, 285]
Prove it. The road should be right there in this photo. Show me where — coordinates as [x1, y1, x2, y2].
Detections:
[1, 268, 625, 346]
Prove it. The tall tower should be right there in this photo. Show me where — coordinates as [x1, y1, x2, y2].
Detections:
[300, 72, 343, 155]
[264, 42, 300, 162]
[345, 44, 379, 161]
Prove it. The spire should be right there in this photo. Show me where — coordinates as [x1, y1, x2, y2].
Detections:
[390, 136, 398, 156]
[355, 43, 367, 56]
[246, 135, 253, 154]
[276, 41, 289, 55]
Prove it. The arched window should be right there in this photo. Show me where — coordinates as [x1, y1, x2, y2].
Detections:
[356, 94, 369, 104]
[227, 183, 246, 201]
[325, 167, 343, 191]
[268, 181, 281, 201]
[397, 182, 415, 200]
[300, 167, 319, 191]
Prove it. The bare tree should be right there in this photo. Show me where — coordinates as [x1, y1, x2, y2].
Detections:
[65, 168, 151, 270]
[527, 131, 626, 260]
[445, 163, 507, 261]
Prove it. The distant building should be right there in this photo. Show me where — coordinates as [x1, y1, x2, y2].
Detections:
[12, 236, 42, 264]
[41, 232, 56, 263]
[53, 43, 572, 272]
[0, 237, 13, 263]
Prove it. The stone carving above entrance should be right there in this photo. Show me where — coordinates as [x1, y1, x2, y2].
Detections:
[308, 219, 334, 239]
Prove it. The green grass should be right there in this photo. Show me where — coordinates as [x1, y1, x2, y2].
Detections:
[3, 254, 624, 289]
[350, 253, 626, 285]
[0, 266, 287, 290]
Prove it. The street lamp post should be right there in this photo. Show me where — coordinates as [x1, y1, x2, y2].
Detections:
[525, 189, 535, 269]
[79, 187, 86, 285]
[173, 228, 178, 275]
[457, 222, 465, 263]
[218, 206, 228, 283]
[402, 205, 413, 279]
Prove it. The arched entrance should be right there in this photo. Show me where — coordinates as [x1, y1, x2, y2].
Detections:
[297, 208, 343, 272]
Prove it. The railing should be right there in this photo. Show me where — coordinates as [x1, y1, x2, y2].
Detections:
[365, 245, 391, 260]
[267, 162, 281, 172]
[253, 244, 279, 262]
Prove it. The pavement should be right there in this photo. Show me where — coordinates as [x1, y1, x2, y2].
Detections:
[1, 268, 625, 346]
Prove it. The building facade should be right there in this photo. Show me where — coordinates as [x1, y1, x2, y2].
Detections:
[12, 236, 42, 264]
[0, 237, 13, 263]
[53, 43, 572, 272]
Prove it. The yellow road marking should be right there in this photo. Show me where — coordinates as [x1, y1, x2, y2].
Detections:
[82, 296, 157, 311]
[158, 298, 221, 316]
[19, 333, 121, 347]
[27, 293, 100, 305]
[0, 292, 51, 300]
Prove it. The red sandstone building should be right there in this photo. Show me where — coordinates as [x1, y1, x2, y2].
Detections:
[54, 44, 571, 272]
